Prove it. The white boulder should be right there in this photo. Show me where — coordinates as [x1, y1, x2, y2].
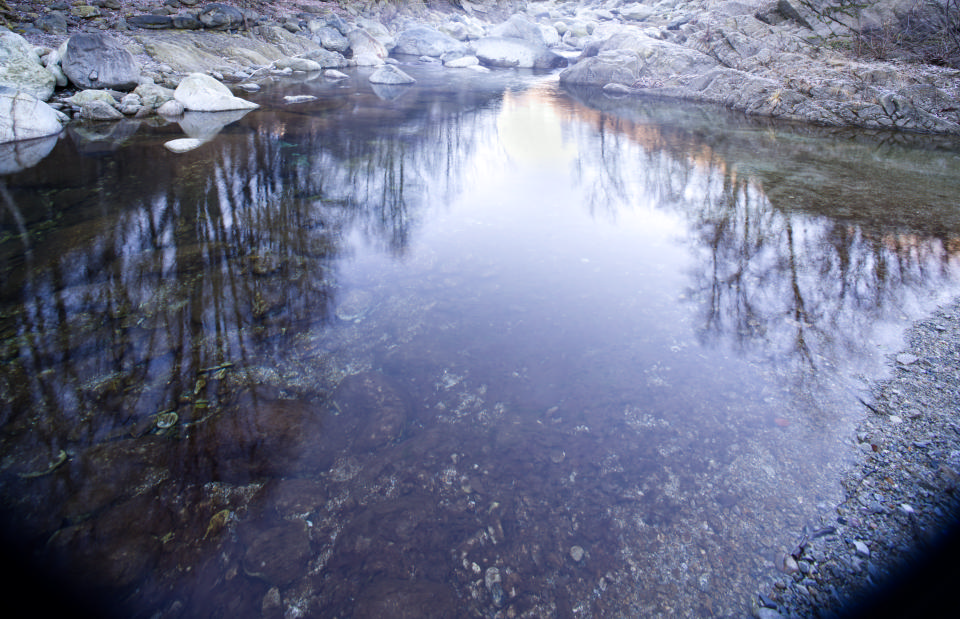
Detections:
[0, 89, 63, 144]
[174, 73, 259, 112]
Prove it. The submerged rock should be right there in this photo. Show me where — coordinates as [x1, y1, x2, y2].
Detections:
[369, 65, 416, 85]
[243, 521, 312, 586]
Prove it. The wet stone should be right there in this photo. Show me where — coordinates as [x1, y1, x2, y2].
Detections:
[570, 545, 585, 562]
[332, 371, 409, 452]
[353, 578, 458, 618]
[242, 520, 312, 586]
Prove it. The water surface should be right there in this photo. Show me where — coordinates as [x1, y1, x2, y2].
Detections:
[2, 64, 960, 617]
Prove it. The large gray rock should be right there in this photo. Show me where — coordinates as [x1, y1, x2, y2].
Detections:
[62, 33, 141, 91]
[348, 28, 389, 66]
[134, 83, 175, 109]
[80, 99, 124, 121]
[474, 37, 567, 69]
[489, 14, 548, 45]
[560, 49, 646, 88]
[394, 26, 468, 58]
[0, 30, 57, 101]
[199, 3, 246, 31]
[311, 25, 350, 53]
[174, 73, 259, 112]
[301, 48, 349, 69]
[0, 89, 63, 144]
[564, 32, 718, 87]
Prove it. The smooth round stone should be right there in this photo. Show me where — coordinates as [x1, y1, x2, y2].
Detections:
[164, 138, 204, 153]
[570, 545, 584, 562]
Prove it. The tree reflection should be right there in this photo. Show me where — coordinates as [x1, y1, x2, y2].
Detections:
[560, 87, 960, 379]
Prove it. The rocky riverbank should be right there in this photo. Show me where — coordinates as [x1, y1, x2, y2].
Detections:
[755, 297, 960, 618]
[1, 0, 960, 145]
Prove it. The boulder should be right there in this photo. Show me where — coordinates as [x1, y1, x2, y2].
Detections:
[157, 99, 185, 116]
[174, 73, 259, 112]
[369, 65, 416, 85]
[474, 37, 567, 69]
[0, 89, 63, 144]
[62, 33, 141, 91]
[80, 99, 124, 121]
[355, 18, 395, 50]
[620, 5, 655, 22]
[438, 17, 485, 41]
[0, 30, 57, 101]
[273, 57, 323, 72]
[311, 25, 350, 53]
[172, 14, 203, 30]
[490, 14, 548, 45]
[444, 55, 480, 68]
[127, 15, 174, 30]
[348, 28, 389, 66]
[164, 137, 204, 153]
[34, 13, 69, 35]
[559, 49, 645, 88]
[134, 82, 175, 109]
[564, 32, 718, 88]
[301, 48, 349, 69]
[394, 26, 468, 58]
[199, 3, 246, 31]
[64, 89, 118, 108]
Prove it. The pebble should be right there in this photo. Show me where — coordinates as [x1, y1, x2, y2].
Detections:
[570, 545, 584, 562]
[284, 95, 317, 104]
[238, 83, 261, 92]
[895, 353, 918, 365]
[852, 540, 870, 557]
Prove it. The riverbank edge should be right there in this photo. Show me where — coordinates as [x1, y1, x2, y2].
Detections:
[757, 295, 960, 618]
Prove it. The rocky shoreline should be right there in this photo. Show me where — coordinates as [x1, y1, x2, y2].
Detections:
[757, 297, 960, 618]
[1, 0, 960, 144]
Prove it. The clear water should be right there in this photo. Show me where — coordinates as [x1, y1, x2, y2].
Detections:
[2, 64, 960, 617]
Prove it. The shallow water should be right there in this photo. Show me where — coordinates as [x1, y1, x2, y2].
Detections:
[2, 64, 960, 618]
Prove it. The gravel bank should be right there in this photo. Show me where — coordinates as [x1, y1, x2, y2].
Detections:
[758, 297, 960, 618]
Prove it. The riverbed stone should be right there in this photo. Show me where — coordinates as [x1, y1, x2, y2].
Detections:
[128, 14, 175, 30]
[395, 26, 468, 58]
[242, 521, 312, 586]
[474, 36, 567, 69]
[274, 56, 323, 72]
[134, 82, 175, 109]
[0, 29, 57, 101]
[311, 25, 350, 53]
[490, 13, 550, 45]
[199, 3, 246, 31]
[348, 27, 389, 66]
[301, 47, 349, 69]
[369, 64, 416, 85]
[62, 32, 141, 91]
[164, 137, 203, 152]
[174, 73, 259, 112]
[0, 89, 63, 144]
[332, 371, 409, 452]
